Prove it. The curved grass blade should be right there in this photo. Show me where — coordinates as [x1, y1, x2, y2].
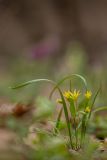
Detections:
[10, 79, 56, 89]
[49, 74, 87, 99]
[89, 86, 101, 118]
[93, 106, 107, 113]
[70, 80, 72, 91]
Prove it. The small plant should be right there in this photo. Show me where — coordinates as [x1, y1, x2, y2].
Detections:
[11, 74, 107, 151]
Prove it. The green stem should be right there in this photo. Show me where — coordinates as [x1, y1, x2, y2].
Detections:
[54, 107, 63, 135]
[75, 124, 78, 149]
[59, 90, 73, 148]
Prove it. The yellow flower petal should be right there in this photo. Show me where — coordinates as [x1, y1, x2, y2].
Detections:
[64, 89, 80, 101]
[85, 106, 90, 113]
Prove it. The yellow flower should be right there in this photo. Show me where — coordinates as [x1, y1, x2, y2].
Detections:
[63, 91, 72, 101]
[71, 89, 80, 101]
[85, 106, 91, 113]
[64, 89, 80, 101]
[84, 91, 92, 99]
[56, 98, 63, 104]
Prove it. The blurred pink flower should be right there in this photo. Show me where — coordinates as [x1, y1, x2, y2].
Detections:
[31, 36, 60, 59]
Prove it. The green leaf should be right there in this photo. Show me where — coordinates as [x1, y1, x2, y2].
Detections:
[54, 107, 63, 134]
[58, 89, 73, 148]
[69, 100, 76, 118]
[89, 87, 101, 118]
[81, 114, 87, 144]
[10, 79, 56, 89]
[77, 121, 82, 130]
[93, 106, 107, 113]
[91, 87, 101, 109]
[79, 111, 86, 115]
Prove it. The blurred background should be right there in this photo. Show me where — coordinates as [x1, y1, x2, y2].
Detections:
[0, 1, 107, 159]
[0, 0, 107, 104]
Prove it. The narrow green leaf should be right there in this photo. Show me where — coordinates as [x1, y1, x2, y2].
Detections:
[54, 107, 63, 134]
[70, 80, 72, 91]
[10, 79, 56, 89]
[93, 106, 107, 113]
[69, 100, 76, 118]
[79, 111, 86, 115]
[89, 87, 101, 118]
[81, 114, 87, 145]
[77, 121, 82, 130]
[58, 89, 73, 148]
[91, 87, 101, 109]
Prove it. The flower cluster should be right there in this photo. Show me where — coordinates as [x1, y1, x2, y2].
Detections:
[57, 89, 92, 114]
[57, 90, 92, 103]
[63, 89, 80, 101]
